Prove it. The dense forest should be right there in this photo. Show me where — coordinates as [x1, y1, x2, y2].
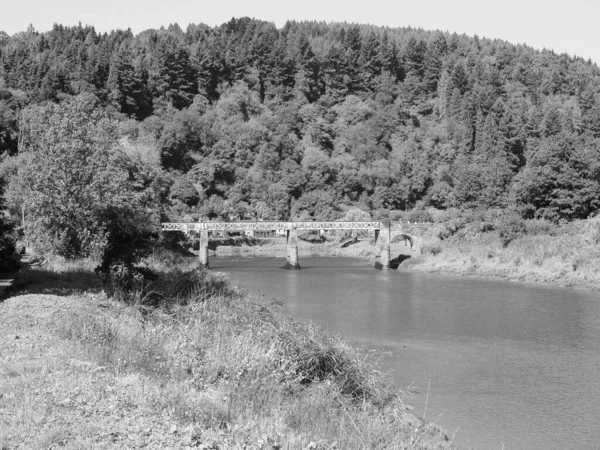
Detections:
[2, 17, 600, 250]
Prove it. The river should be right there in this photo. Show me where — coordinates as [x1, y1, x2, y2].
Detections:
[209, 254, 600, 450]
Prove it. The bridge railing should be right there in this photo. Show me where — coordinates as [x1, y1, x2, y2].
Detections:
[162, 221, 382, 232]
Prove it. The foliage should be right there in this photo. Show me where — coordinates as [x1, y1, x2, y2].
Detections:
[0, 177, 21, 272]
[407, 210, 434, 223]
[5, 94, 160, 271]
[497, 216, 527, 247]
[93, 204, 159, 291]
[3, 20, 600, 224]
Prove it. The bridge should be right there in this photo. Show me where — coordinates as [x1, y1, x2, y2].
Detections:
[162, 221, 394, 269]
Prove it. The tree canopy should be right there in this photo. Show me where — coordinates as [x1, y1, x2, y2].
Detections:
[5, 94, 159, 271]
[1, 19, 600, 232]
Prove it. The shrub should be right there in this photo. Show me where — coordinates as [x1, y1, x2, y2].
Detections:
[479, 222, 495, 233]
[497, 216, 527, 247]
[299, 233, 326, 244]
[0, 181, 21, 272]
[8, 94, 161, 263]
[525, 218, 557, 236]
[94, 203, 160, 292]
[421, 244, 442, 255]
[436, 219, 464, 240]
[407, 210, 433, 223]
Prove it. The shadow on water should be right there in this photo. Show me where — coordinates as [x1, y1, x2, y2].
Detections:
[390, 254, 411, 269]
[374, 254, 411, 270]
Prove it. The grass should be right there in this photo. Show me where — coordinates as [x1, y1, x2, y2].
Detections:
[0, 249, 454, 449]
[406, 217, 600, 291]
[6, 257, 102, 297]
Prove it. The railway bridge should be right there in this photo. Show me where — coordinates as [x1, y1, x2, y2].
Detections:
[162, 220, 398, 269]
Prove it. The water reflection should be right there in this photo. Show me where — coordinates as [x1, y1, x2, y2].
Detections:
[211, 255, 600, 450]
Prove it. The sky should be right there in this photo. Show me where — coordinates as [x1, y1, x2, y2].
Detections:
[2, 0, 600, 64]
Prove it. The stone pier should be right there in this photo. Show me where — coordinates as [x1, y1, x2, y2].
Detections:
[199, 230, 209, 268]
[285, 228, 300, 269]
[377, 222, 391, 269]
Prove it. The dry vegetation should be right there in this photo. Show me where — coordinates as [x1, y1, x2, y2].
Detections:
[0, 251, 454, 449]
[407, 217, 600, 291]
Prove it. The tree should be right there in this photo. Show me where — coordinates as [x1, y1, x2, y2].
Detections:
[8, 94, 159, 262]
[107, 43, 152, 119]
[514, 134, 600, 221]
[150, 37, 197, 110]
[0, 175, 21, 272]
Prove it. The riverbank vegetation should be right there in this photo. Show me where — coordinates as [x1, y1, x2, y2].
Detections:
[401, 211, 600, 291]
[0, 252, 454, 449]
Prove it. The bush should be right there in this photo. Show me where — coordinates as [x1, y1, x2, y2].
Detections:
[436, 219, 464, 240]
[479, 222, 495, 233]
[421, 244, 442, 255]
[497, 216, 527, 247]
[0, 227, 21, 272]
[94, 204, 160, 291]
[524, 218, 557, 236]
[407, 210, 433, 223]
[0, 183, 21, 272]
[299, 233, 326, 244]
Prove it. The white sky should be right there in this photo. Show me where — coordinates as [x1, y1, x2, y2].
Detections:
[2, 0, 600, 64]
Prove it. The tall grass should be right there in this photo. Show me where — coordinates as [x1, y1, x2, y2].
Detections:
[409, 217, 600, 290]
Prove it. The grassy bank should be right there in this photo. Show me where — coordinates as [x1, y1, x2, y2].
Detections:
[404, 217, 600, 291]
[0, 252, 454, 449]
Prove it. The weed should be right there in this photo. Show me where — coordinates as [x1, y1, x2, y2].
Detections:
[410, 217, 600, 291]
[422, 245, 443, 256]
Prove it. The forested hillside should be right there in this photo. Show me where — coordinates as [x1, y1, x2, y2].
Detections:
[2, 18, 600, 223]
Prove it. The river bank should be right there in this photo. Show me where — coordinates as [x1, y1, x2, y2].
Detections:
[402, 218, 600, 292]
[0, 252, 454, 449]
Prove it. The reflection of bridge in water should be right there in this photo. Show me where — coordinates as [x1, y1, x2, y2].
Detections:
[162, 221, 398, 269]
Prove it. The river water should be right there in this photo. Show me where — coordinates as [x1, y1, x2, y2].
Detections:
[209, 254, 600, 450]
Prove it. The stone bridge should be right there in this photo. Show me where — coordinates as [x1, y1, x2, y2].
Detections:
[162, 220, 432, 269]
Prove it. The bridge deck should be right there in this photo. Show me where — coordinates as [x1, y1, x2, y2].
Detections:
[162, 221, 383, 232]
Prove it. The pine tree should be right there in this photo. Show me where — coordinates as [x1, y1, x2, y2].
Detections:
[150, 37, 197, 110]
[423, 32, 447, 94]
[107, 44, 152, 118]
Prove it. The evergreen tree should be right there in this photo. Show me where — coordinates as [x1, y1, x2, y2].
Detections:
[107, 43, 152, 119]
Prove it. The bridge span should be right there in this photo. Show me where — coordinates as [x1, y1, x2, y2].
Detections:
[162, 221, 394, 269]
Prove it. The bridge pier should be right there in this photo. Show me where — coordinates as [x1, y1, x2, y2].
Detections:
[377, 222, 391, 269]
[285, 229, 300, 269]
[199, 230, 209, 268]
